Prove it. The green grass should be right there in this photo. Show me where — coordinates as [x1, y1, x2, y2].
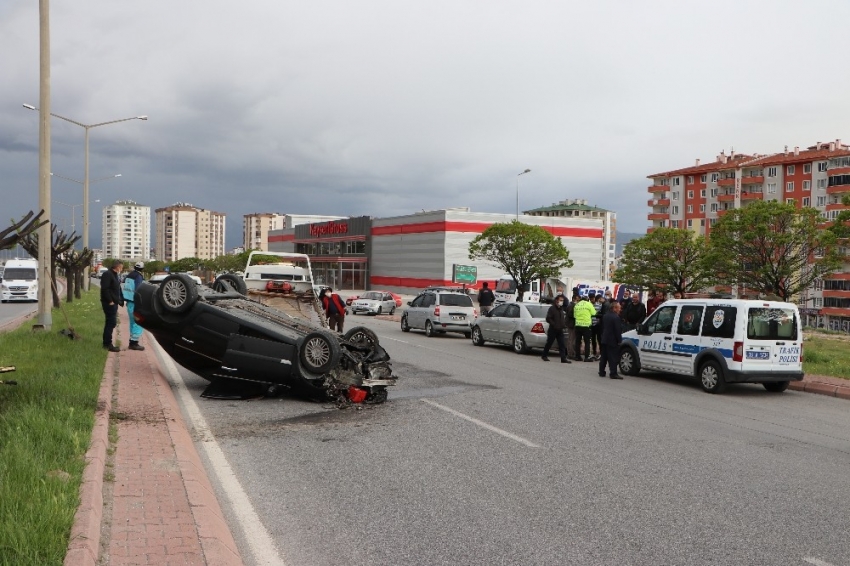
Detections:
[803, 334, 850, 380]
[0, 292, 108, 566]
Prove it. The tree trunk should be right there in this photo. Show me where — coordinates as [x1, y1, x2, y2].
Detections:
[66, 269, 74, 303]
[51, 263, 60, 308]
[75, 270, 83, 299]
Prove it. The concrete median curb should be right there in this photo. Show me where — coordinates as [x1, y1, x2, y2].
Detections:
[789, 374, 850, 400]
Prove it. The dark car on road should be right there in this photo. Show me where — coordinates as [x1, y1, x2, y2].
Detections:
[132, 274, 396, 403]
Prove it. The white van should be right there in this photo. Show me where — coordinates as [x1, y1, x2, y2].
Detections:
[618, 299, 804, 393]
[1, 259, 39, 303]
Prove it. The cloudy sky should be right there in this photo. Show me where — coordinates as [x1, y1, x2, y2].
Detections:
[2, 0, 849, 251]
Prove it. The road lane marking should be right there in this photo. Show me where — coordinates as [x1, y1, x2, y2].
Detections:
[155, 344, 288, 566]
[803, 558, 837, 566]
[421, 398, 541, 448]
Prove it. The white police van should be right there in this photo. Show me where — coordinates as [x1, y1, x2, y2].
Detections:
[618, 299, 804, 393]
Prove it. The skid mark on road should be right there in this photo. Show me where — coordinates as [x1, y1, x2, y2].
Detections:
[421, 398, 541, 448]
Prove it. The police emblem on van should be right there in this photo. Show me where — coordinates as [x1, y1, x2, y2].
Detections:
[712, 309, 725, 329]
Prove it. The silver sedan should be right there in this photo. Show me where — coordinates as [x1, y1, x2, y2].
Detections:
[470, 302, 551, 354]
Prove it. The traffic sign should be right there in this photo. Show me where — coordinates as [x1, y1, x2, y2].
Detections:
[452, 264, 478, 284]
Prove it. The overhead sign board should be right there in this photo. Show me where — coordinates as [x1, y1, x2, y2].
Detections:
[452, 264, 478, 284]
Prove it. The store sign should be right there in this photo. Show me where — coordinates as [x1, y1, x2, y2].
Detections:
[452, 264, 478, 284]
[309, 220, 349, 238]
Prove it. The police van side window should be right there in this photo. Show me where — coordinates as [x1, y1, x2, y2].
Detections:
[647, 305, 676, 334]
[747, 307, 798, 340]
[702, 306, 736, 338]
[677, 305, 704, 336]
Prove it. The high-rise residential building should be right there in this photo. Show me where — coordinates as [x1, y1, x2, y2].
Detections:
[102, 200, 151, 261]
[524, 199, 617, 280]
[243, 213, 286, 251]
[154, 203, 226, 261]
[647, 139, 850, 331]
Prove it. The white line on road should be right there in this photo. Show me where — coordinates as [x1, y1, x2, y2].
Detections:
[421, 398, 541, 448]
[156, 345, 287, 566]
[803, 558, 837, 566]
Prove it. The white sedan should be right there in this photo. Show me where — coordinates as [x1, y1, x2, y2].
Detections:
[350, 291, 397, 315]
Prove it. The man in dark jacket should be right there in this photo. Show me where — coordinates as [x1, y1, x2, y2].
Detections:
[599, 301, 623, 379]
[623, 294, 647, 332]
[542, 295, 571, 363]
[477, 282, 496, 315]
[100, 260, 124, 352]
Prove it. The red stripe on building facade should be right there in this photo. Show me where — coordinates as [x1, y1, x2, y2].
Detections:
[371, 221, 602, 238]
[268, 234, 295, 242]
[371, 275, 459, 288]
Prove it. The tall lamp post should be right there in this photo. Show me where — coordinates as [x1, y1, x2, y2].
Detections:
[52, 199, 100, 233]
[23, 104, 146, 288]
[51, 172, 120, 238]
[516, 168, 531, 220]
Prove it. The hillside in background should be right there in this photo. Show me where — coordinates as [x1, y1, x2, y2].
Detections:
[616, 232, 644, 256]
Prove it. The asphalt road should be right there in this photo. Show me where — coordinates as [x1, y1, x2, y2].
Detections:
[162, 314, 850, 566]
[0, 299, 37, 329]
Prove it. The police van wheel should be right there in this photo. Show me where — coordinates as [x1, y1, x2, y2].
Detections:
[699, 360, 726, 394]
[763, 381, 789, 393]
[618, 348, 640, 376]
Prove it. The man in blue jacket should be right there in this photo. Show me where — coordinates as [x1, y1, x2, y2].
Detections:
[123, 262, 146, 351]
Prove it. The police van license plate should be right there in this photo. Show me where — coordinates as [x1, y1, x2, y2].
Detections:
[746, 351, 770, 360]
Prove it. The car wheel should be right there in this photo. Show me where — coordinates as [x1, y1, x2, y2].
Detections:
[763, 381, 790, 393]
[156, 274, 199, 314]
[401, 315, 411, 332]
[618, 348, 641, 376]
[512, 332, 529, 354]
[471, 326, 485, 346]
[376, 306, 382, 316]
[344, 326, 379, 348]
[699, 360, 726, 393]
[212, 273, 247, 295]
[389, 305, 395, 315]
[425, 320, 435, 337]
[300, 331, 341, 374]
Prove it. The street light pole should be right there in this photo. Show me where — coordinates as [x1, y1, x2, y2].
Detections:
[52, 199, 100, 233]
[516, 169, 531, 220]
[23, 104, 146, 288]
[36, 0, 52, 329]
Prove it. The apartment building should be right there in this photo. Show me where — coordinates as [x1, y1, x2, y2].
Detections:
[647, 139, 850, 332]
[242, 213, 286, 251]
[102, 200, 151, 261]
[154, 203, 226, 261]
[524, 199, 617, 280]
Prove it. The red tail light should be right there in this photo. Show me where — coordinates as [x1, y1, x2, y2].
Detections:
[733, 341, 743, 362]
[800, 343, 804, 363]
[473, 309, 478, 317]
[434, 306, 440, 316]
[531, 322, 545, 334]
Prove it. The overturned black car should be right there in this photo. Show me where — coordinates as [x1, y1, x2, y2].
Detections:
[132, 274, 395, 403]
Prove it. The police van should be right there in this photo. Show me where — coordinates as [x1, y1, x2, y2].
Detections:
[618, 299, 804, 393]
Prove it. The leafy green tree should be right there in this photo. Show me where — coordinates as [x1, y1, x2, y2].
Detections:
[614, 227, 714, 295]
[707, 200, 843, 301]
[826, 194, 850, 242]
[468, 221, 573, 301]
[167, 257, 206, 273]
[142, 260, 165, 278]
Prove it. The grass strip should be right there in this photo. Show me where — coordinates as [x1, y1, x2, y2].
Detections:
[803, 334, 850, 380]
[0, 292, 108, 566]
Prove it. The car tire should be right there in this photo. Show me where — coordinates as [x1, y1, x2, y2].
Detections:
[376, 306, 382, 316]
[512, 332, 529, 354]
[212, 273, 247, 295]
[763, 381, 790, 393]
[344, 326, 379, 348]
[299, 331, 341, 374]
[389, 305, 395, 315]
[401, 315, 411, 332]
[618, 347, 641, 376]
[699, 360, 726, 393]
[425, 320, 435, 337]
[156, 274, 199, 314]
[471, 326, 485, 346]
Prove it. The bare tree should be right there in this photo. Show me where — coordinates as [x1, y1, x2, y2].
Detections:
[1, 211, 47, 251]
[20, 225, 79, 307]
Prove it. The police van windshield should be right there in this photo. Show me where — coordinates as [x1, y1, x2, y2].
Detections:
[495, 279, 516, 293]
[747, 307, 798, 339]
[4, 268, 36, 280]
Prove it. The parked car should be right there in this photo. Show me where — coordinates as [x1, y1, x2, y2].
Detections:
[470, 302, 551, 354]
[401, 290, 477, 337]
[132, 274, 396, 403]
[351, 291, 397, 315]
[618, 299, 804, 393]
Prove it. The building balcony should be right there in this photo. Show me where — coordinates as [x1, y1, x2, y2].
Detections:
[717, 193, 736, 202]
[826, 202, 849, 212]
[647, 213, 669, 221]
[741, 175, 764, 185]
[829, 166, 850, 176]
[826, 184, 850, 195]
[741, 191, 762, 200]
[717, 208, 732, 217]
[820, 307, 850, 317]
[717, 177, 736, 187]
[823, 290, 850, 299]
[648, 184, 668, 193]
[648, 198, 671, 207]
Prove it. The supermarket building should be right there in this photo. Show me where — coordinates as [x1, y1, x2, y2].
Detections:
[268, 208, 606, 294]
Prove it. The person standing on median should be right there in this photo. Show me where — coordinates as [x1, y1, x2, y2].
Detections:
[122, 262, 146, 351]
[599, 301, 623, 379]
[542, 295, 570, 363]
[477, 281, 496, 315]
[100, 259, 124, 352]
[573, 294, 596, 362]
